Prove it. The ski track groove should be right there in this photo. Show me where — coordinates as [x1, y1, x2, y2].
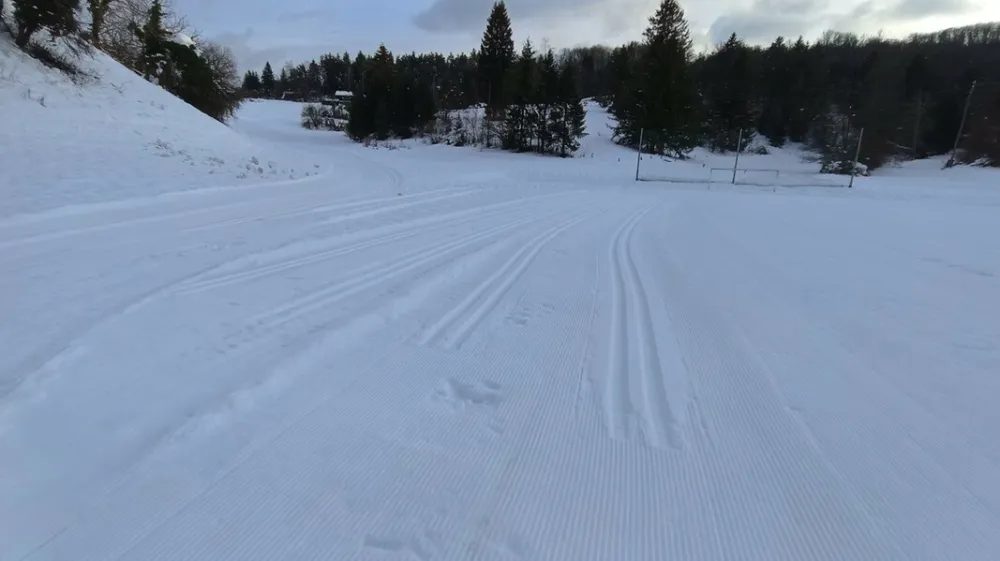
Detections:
[6, 193, 576, 558]
[96, 206, 571, 499]
[0, 184, 479, 251]
[22, 258, 491, 561]
[0, 186, 432, 249]
[244, 210, 567, 334]
[622, 201, 683, 451]
[10, 143, 996, 561]
[603, 201, 681, 450]
[2, 192, 570, 405]
[100, 370, 375, 561]
[177, 186, 480, 234]
[417, 211, 591, 351]
[572, 248, 602, 427]
[173, 192, 566, 297]
[31, 339, 403, 561]
[604, 208, 638, 442]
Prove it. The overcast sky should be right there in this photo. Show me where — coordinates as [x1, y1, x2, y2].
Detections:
[172, 0, 1000, 71]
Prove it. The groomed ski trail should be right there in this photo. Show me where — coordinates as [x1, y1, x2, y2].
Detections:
[4, 110, 1000, 560]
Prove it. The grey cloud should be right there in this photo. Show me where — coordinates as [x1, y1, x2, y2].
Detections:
[823, 0, 976, 34]
[413, 0, 496, 32]
[706, 0, 975, 45]
[754, 0, 830, 14]
[413, 0, 656, 35]
[708, 0, 830, 44]
[889, 0, 974, 19]
[275, 10, 328, 24]
[210, 29, 310, 72]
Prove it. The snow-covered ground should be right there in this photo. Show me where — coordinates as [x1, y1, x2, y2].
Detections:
[0, 40, 320, 219]
[3, 50, 1000, 560]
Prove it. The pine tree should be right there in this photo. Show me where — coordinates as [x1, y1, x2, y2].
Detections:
[161, 40, 241, 122]
[503, 39, 538, 151]
[534, 49, 560, 153]
[348, 45, 397, 141]
[261, 62, 275, 98]
[702, 33, 757, 152]
[133, 0, 169, 82]
[342, 52, 353, 89]
[307, 60, 323, 98]
[276, 67, 288, 98]
[352, 51, 368, 92]
[319, 53, 346, 96]
[14, 0, 81, 47]
[554, 64, 587, 156]
[371, 45, 395, 139]
[786, 37, 826, 143]
[757, 37, 791, 146]
[242, 70, 262, 95]
[610, 0, 699, 157]
[478, 1, 515, 122]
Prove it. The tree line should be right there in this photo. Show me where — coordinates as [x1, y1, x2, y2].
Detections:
[244, 2, 587, 156]
[2, 0, 242, 122]
[245, 0, 1000, 168]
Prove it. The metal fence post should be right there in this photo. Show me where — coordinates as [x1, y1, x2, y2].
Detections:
[849, 127, 865, 189]
[731, 128, 743, 185]
[635, 128, 644, 182]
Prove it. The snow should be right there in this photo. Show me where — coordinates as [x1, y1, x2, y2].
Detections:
[0, 39, 320, 219]
[2, 49, 1000, 561]
[173, 33, 196, 48]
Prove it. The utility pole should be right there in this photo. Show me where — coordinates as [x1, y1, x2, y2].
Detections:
[947, 80, 977, 168]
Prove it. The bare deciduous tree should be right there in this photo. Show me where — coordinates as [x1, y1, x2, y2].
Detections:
[97, 0, 187, 70]
[200, 41, 239, 88]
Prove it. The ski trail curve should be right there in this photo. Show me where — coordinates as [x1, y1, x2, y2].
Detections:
[605, 208, 639, 442]
[603, 201, 682, 450]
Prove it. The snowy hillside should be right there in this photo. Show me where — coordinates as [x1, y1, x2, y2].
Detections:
[3, 88, 1000, 561]
[0, 38, 319, 219]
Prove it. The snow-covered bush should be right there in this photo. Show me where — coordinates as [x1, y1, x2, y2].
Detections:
[301, 103, 345, 131]
[12, 0, 80, 48]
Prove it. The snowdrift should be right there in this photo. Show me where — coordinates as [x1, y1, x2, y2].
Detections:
[0, 36, 314, 218]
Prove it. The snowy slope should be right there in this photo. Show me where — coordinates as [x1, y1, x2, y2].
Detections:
[2, 98, 1000, 561]
[0, 38, 319, 219]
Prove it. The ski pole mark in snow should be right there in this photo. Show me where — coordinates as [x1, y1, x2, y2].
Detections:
[417, 212, 590, 351]
[604, 202, 683, 450]
[362, 528, 443, 561]
[434, 378, 504, 411]
[505, 302, 555, 327]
